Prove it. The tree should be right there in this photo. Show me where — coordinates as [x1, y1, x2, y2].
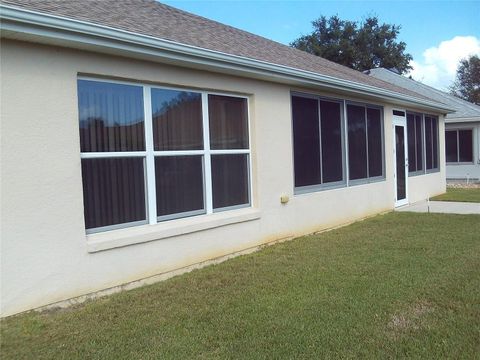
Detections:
[450, 55, 480, 105]
[291, 15, 413, 74]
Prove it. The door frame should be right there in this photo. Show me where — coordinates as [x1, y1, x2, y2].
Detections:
[392, 110, 409, 207]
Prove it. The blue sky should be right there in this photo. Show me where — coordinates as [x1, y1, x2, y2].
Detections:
[162, 1, 480, 90]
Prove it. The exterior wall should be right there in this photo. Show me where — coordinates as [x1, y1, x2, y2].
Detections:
[0, 40, 445, 317]
[445, 121, 480, 182]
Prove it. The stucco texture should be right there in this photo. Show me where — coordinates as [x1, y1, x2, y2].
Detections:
[1, 40, 446, 316]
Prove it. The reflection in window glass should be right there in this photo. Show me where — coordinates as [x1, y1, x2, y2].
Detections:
[81, 157, 146, 229]
[151, 89, 203, 151]
[211, 154, 249, 209]
[425, 116, 433, 169]
[208, 95, 249, 149]
[78, 80, 145, 152]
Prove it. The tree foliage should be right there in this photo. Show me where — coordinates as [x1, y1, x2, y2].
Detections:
[291, 15, 413, 74]
[450, 55, 480, 105]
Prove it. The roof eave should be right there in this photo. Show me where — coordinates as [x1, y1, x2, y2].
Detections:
[0, 4, 456, 114]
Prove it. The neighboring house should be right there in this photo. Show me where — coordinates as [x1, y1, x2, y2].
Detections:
[367, 68, 480, 183]
[0, 0, 453, 317]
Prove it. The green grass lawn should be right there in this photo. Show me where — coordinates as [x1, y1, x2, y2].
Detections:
[431, 187, 480, 203]
[1, 212, 479, 359]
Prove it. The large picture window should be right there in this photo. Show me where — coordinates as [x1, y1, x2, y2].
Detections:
[292, 93, 384, 193]
[78, 79, 251, 233]
[445, 129, 473, 163]
[347, 104, 384, 182]
[292, 95, 344, 190]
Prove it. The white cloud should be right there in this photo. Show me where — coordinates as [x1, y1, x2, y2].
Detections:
[408, 36, 480, 91]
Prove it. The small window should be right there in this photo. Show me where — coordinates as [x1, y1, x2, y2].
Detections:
[78, 79, 251, 233]
[445, 129, 473, 163]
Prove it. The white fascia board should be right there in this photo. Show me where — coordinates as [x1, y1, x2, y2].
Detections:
[445, 117, 480, 124]
[0, 4, 455, 114]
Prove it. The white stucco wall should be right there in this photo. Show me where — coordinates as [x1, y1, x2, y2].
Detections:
[0, 40, 446, 317]
[445, 122, 480, 182]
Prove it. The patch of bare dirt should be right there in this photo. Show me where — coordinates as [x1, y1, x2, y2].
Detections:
[387, 301, 435, 337]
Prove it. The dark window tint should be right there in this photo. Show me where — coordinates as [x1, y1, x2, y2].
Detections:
[78, 80, 145, 152]
[151, 89, 203, 150]
[445, 130, 458, 162]
[320, 100, 343, 183]
[395, 125, 406, 200]
[292, 96, 321, 187]
[347, 105, 367, 180]
[415, 115, 423, 171]
[425, 116, 433, 169]
[155, 156, 204, 217]
[407, 114, 416, 172]
[212, 154, 249, 209]
[459, 130, 473, 162]
[208, 95, 248, 149]
[407, 114, 424, 173]
[367, 108, 382, 177]
[81, 157, 146, 229]
[432, 118, 438, 168]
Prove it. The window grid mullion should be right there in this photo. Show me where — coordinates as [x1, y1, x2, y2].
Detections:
[143, 85, 157, 225]
[202, 93, 213, 214]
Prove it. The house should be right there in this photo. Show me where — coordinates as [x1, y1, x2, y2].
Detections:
[367, 68, 480, 183]
[0, 0, 454, 317]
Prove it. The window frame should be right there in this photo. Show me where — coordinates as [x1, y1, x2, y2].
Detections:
[345, 100, 386, 186]
[445, 128, 475, 165]
[291, 92, 386, 195]
[78, 77, 252, 234]
[291, 92, 347, 195]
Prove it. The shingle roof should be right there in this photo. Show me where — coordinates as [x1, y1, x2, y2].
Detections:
[0, 0, 443, 104]
[367, 68, 480, 121]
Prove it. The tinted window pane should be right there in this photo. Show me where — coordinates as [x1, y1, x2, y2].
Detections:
[445, 130, 458, 163]
[407, 114, 416, 172]
[78, 80, 145, 152]
[209, 95, 248, 149]
[367, 108, 382, 177]
[155, 156, 204, 217]
[459, 130, 473, 162]
[292, 96, 321, 187]
[415, 115, 423, 171]
[320, 100, 343, 183]
[347, 105, 367, 180]
[212, 154, 249, 209]
[432, 118, 438, 168]
[151, 89, 203, 150]
[81, 158, 146, 229]
[425, 116, 433, 169]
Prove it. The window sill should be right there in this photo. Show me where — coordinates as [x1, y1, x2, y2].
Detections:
[86, 208, 261, 253]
